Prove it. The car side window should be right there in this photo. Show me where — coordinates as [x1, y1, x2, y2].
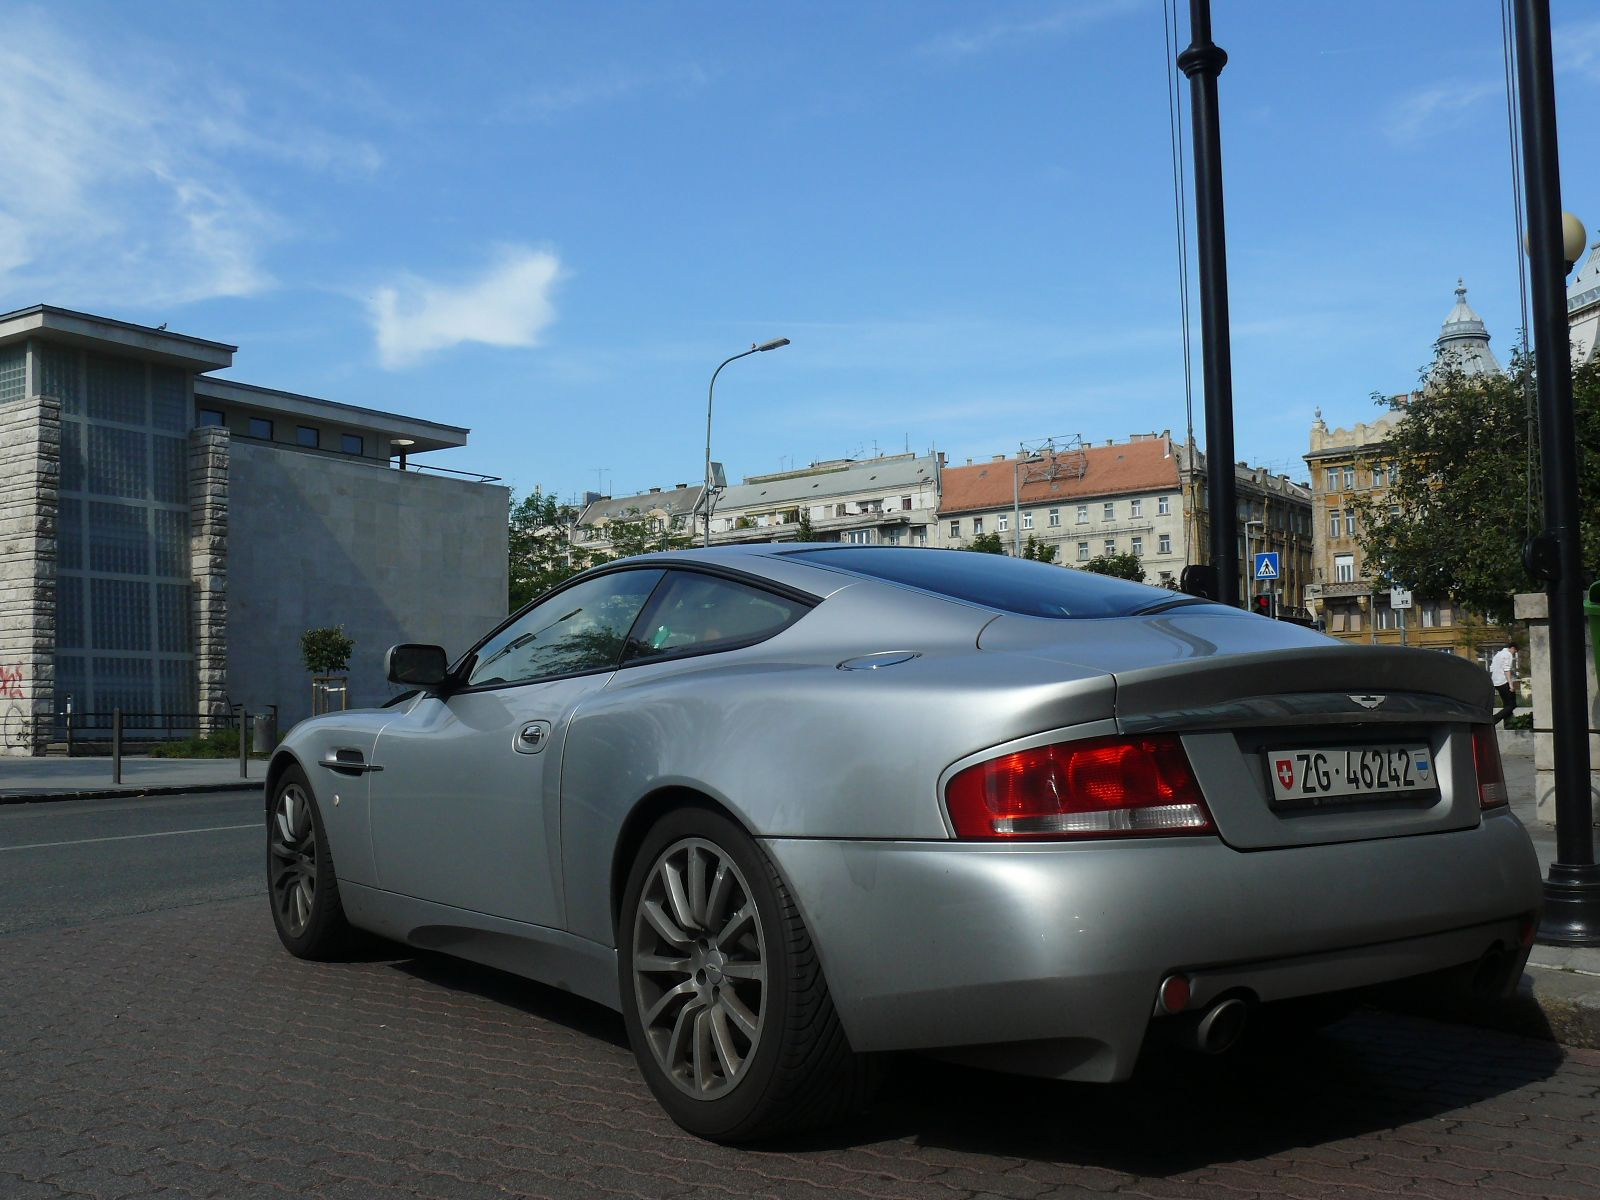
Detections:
[466, 570, 664, 688]
[625, 572, 808, 663]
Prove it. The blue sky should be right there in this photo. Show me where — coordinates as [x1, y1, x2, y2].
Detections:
[5, 1, 1599, 503]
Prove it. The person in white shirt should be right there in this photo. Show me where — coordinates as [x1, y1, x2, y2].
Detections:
[1489, 643, 1517, 725]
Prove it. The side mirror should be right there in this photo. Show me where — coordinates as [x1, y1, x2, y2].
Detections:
[386, 643, 450, 687]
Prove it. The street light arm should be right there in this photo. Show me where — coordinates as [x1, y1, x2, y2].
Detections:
[705, 339, 790, 547]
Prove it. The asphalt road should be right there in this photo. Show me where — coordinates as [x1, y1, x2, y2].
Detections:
[0, 789, 263, 935]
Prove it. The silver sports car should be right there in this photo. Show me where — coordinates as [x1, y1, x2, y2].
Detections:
[266, 545, 1541, 1141]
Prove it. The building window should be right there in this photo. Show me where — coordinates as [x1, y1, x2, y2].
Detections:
[1131, 537, 1143, 557]
[1335, 554, 1355, 583]
[1077, 541, 1090, 561]
[1076, 505, 1088, 524]
[1158, 495, 1171, 515]
[901, 495, 912, 510]
[973, 517, 984, 535]
[845, 529, 873, 544]
[340, 433, 363, 455]
[949, 520, 960, 539]
[1022, 511, 1034, 530]
[1103, 502, 1115, 521]
[1325, 468, 1339, 491]
[1103, 538, 1116, 555]
[198, 408, 224, 428]
[834, 503, 847, 518]
[247, 417, 273, 440]
[1344, 510, 1356, 536]
[296, 425, 318, 448]
[1130, 498, 1142, 518]
[1048, 507, 1061, 527]
[1329, 510, 1342, 537]
[1158, 533, 1172, 554]
[1342, 466, 1355, 489]
[998, 513, 1009, 533]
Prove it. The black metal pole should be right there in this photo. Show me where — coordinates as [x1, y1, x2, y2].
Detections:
[1177, 0, 1240, 607]
[238, 706, 249, 780]
[112, 708, 122, 785]
[1515, 0, 1600, 945]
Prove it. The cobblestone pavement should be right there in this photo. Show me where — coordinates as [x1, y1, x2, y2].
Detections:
[4, 898, 1600, 1200]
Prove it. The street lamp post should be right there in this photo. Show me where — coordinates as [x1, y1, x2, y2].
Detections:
[1513, 0, 1600, 945]
[704, 338, 790, 547]
[1011, 451, 1044, 556]
[1245, 518, 1263, 607]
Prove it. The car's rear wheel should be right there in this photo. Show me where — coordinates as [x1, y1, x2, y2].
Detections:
[618, 807, 875, 1142]
[268, 765, 353, 960]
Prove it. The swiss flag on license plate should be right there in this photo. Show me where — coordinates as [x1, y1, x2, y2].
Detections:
[1275, 758, 1295, 790]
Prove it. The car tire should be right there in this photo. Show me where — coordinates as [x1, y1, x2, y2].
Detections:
[618, 807, 876, 1142]
[267, 765, 354, 960]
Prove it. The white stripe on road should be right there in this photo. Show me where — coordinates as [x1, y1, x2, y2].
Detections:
[0, 823, 259, 852]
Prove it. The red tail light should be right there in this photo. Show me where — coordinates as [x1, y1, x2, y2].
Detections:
[944, 735, 1215, 840]
[1472, 724, 1507, 809]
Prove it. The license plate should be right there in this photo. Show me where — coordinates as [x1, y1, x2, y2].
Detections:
[1266, 744, 1435, 806]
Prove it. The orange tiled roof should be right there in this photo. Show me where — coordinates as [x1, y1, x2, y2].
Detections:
[937, 439, 1181, 517]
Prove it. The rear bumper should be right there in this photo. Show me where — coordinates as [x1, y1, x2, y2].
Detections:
[762, 810, 1541, 1081]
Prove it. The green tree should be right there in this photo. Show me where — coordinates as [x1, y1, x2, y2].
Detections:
[964, 531, 1006, 554]
[597, 506, 694, 561]
[300, 626, 354, 675]
[1080, 551, 1147, 583]
[1021, 534, 1058, 563]
[1355, 355, 1600, 623]
[509, 490, 590, 610]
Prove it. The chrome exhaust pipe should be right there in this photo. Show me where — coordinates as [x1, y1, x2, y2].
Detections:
[1193, 997, 1248, 1055]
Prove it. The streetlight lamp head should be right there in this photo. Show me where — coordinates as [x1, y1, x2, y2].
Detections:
[1524, 211, 1588, 272]
[755, 337, 791, 352]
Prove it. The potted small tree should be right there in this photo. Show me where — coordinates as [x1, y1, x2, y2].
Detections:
[301, 626, 355, 716]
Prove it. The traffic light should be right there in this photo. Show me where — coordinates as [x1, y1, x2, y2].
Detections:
[1252, 594, 1273, 618]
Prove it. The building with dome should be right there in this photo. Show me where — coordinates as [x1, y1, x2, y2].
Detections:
[1569, 239, 1600, 365]
[1303, 281, 1504, 655]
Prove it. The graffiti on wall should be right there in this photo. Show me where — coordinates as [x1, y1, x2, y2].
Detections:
[0, 664, 22, 700]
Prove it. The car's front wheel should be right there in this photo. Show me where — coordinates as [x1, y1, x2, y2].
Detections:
[618, 807, 875, 1142]
[267, 765, 353, 960]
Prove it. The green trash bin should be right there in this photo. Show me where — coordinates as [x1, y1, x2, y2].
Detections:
[1586, 579, 1600, 680]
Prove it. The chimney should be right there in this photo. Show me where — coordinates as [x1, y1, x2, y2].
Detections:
[649, 486, 661, 493]
[676, 482, 687, 489]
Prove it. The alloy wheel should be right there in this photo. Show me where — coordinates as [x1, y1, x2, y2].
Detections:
[631, 837, 768, 1099]
[270, 783, 318, 937]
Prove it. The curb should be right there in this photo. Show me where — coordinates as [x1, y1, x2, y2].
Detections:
[0, 781, 263, 805]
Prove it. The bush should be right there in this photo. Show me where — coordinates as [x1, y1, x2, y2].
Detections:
[1504, 712, 1533, 732]
[148, 728, 241, 758]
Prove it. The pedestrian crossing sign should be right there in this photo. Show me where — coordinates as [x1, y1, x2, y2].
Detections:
[1253, 552, 1280, 581]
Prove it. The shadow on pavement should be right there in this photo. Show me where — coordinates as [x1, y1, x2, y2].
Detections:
[774, 1011, 1566, 1169]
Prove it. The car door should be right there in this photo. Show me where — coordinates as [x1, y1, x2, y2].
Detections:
[368, 567, 664, 927]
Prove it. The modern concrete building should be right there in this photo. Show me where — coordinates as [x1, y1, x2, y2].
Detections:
[0, 306, 508, 754]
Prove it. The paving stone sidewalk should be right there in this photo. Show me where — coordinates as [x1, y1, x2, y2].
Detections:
[4, 898, 1600, 1199]
[0, 756, 262, 801]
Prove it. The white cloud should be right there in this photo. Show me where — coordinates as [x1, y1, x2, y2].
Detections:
[369, 246, 564, 369]
[504, 64, 709, 122]
[917, 0, 1140, 60]
[1556, 19, 1600, 82]
[1382, 80, 1501, 144]
[0, 10, 380, 308]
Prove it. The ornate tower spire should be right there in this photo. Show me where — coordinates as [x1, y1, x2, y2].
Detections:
[1432, 279, 1502, 378]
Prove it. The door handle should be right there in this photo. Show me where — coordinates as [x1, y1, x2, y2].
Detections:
[515, 721, 551, 754]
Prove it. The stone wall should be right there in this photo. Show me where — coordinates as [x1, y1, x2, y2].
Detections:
[190, 427, 229, 734]
[1514, 590, 1600, 826]
[226, 443, 509, 729]
[0, 397, 60, 755]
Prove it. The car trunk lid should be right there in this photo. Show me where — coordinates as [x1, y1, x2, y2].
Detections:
[979, 610, 1493, 849]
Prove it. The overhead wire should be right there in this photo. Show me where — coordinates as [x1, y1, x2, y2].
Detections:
[1500, 0, 1538, 536]
[1162, 0, 1198, 564]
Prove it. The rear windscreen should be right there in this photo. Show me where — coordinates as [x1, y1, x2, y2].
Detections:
[787, 547, 1222, 619]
